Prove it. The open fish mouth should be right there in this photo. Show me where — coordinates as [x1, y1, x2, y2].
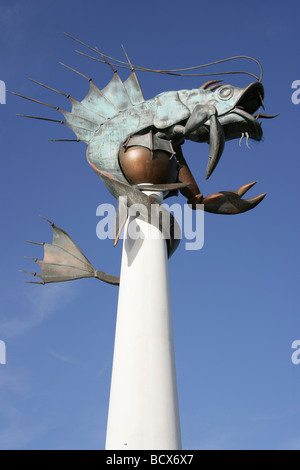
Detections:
[186, 81, 278, 179]
[220, 82, 264, 141]
[219, 82, 278, 142]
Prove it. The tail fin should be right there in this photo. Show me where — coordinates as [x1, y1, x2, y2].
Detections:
[21, 217, 119, 286]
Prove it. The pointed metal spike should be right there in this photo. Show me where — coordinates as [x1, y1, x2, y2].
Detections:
[19, 269, 37, 276]
[237, 181, 257, 197]
[244, 193, 267, 208]
[59, 62, 92, 81]
[24, 256, 39, 262]
[24, 281, 45, 285]
[38, 214, 55, 227]
[7, 91, 59, 110]
[26, 240, 45, 246]
[48, 139, 80, 142]
[16, 114, 65, 124]
[28, 78, 70, 98]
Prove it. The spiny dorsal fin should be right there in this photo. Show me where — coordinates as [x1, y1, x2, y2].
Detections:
[60, 109, 100, 143]
[81, 80, 118, 119]
[124, 71, 145, 105]
[100, 72, 132, 111]
[76, 71, 144, 132]
[69, 97, 106, 125]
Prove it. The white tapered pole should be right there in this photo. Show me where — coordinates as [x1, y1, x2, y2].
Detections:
[105, 191, 181, 450]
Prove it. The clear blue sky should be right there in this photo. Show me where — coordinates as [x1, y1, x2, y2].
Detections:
[0, 0, 299, 450]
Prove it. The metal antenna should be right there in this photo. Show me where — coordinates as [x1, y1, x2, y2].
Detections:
[121, 44, 134, 71]
[63, 32, 117, 73]
[64, 32, 263, 81]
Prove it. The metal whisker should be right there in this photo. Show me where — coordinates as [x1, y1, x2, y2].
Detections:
[239, 132, 251, 148]
[239, 132, 245, 147]
[245, 132, 251, 148]
[75, 49, 261, 80]
[65, 32, 263, 81]
[258, 92, 265, 110]
[121, 44, 134, 71]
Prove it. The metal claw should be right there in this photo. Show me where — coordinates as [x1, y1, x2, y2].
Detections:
[201, 181, 266, 214]
[237, 181, 258, 196]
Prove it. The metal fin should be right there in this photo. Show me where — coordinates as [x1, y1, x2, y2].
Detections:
[101, 72, 132, 111]
[92, 170, 181, 258]
[81, 80, 117, 119]
[60, 109, 100, 142]
[124, 71, 145, 105]
[69, 97, 106, 124]
[22, 218, 119, 286]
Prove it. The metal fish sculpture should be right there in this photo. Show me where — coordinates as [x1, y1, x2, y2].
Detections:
[12, 35, 277, 286]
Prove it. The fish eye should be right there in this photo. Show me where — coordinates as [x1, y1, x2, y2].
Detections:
[218, 86, 234, 100]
